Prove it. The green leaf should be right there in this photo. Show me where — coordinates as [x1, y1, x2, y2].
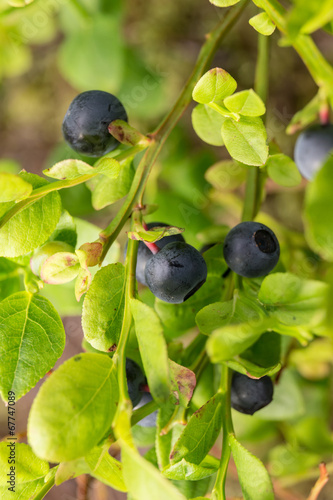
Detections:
[196, 293, 265, 336]
[226, 358, 281, 378]
[58, 15, 125, 92]
[49, 209, 77, 248]
[255, 370, 305, 420]
[155, 276, 224, 335]
[85, 446, 127, 491]
[121, 441, 186, 500]
[170, 360, 196, 407]
[163, 455, 219, 481]
[6, 0, 35, 6]
[301, 0, 333, 34]
[108, 120, 150, 147]
[266, 154, 302, 187]
[130, 299, 171, 404]
[28, 353, 118, 462]
[0, 442, 49, 499]
[249, 12, 276, 36]
[258, 273, 328, 328]
[170, 393, 223, 465]
[209, 0, 241, 8]
[91, 159, 135, 210]
[0, 172, 32, 202]
[230, 435, 274, 500]
[224, 90, 266, 117]
[205, 160, 247, 190]
[221, 116, 268, 166]
[0, 257, 21, 302]
[40, 252, 80, 284]
[191, 104, 225, 146]
[44, 158, 120, 180]
[0, 173, 62, 258]
[129, 224, 184, 243]
[192, 68, 237, 104]
[0, 292, 65, 401]
[82, 263, 126, 352]
[304, 157, 333, 261]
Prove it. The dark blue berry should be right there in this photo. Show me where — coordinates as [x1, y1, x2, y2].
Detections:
[294, 124, 333, 180]
[145, 241, 207, 304]
[125, 222, 185, 286]
[223, 222, 279, 278]
[126, 359, 145, 407]
[62, 90, 127, 157]
[231, 372, 273, 415]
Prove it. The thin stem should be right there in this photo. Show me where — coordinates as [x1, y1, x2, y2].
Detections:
[99, 0, 249, 262]
[256, 0, 333, 93]
[212, 365, 234, 500]
[242, 34, 269, 223]
[69, 0, 91, 19]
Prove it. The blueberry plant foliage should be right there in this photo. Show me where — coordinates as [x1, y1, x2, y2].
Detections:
[0, 0, 333, 499]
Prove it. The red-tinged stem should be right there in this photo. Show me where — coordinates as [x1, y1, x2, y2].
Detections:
[319, 104, 330, 126]
[143, 241, 160, 254]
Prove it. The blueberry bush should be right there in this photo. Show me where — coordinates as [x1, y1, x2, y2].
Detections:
[0, 0, 333, 499]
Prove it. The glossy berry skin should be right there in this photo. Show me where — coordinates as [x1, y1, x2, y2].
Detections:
[231, 372, 273, 415]
[62, 90, 127, 157]
[133, 392, 157, 427]
[126, 222, 185, 286]
[223, 222, 280, 278]
[126, 359, 146, 407]
[294, 124, 333, 180]
[145, 241, 207, 304]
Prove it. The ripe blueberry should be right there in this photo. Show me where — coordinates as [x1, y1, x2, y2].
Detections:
[145, 241, 207, 304]
[62, 90, 127, 157]
[294, 124, 333, 180]
[133, 392, 157, 427]
[30, 241, 74, 278]
[125, 222, 185, 286]
[126, 358, 146, 407]
[223, 221, 280, 278]
[231, 372, 273, 415]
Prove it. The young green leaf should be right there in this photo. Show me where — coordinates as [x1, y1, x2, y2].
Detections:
[49, 209, 77, 248]
[304, 157, 333, 261]
[226, 357, 281, 378]
[40, 252, 80, 284]
[221, 116, 268, 166]
[209, 0, 241, 9]
[266, 154, 302, 187]
[0, 442, 50, 499]
[82, 263, 126, 352]
[0, 292, 65, 401]
[28, 353, 118, 462]
[85, 446, 127, 491]
[286, 91, 321, 135]
[91, 159, 135, 210]
[0, 172, 32, 202]
[230, 435, 274, 500]
[130, 299, 171, 404]
[0, 173, 62, 258]
[258, 273, 328, 328]
[192, 68, 237, 104]
[121, 441, 186, 500]
[170, 393, 223, 465]
[162, 455, 219, 480]
[108, 119, 150, 147]
[224, 89, 266, 117]
[205, 160, 247, 190]
[249, 12, 276, 36]
[43, 158, 120, 181]
[191, 104, 225, 146]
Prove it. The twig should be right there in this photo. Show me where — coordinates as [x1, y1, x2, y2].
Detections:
[307, 463, 329, 500]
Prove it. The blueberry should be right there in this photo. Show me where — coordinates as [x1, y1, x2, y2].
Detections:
[294, 124, 333, 180]
[231, 372, 273, 415]
[223, 221, 279, 278]
[126, 358, 146, 407]
[125, 222, 185, 286]
[145, 241, 207, 304]
[133, 392, 157, 427]
[62, 90, 127, 157]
